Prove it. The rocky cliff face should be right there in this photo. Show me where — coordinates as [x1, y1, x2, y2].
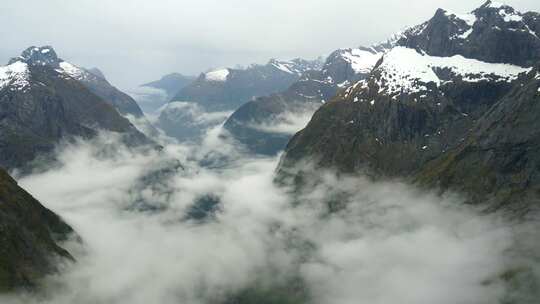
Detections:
[278, 1, 540, 214]
[416, 65, 540, 215]
[0, 168, 74, 291]
[0, 48, 150, 171]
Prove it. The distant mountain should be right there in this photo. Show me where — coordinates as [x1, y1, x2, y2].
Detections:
[0, 46, 151, 171]
[223, 47, 385, 155]
[171, 57, 324, 112]
[278, 0, 540, 215]
[0, 168, 75, 291]
[155, 57, 324, 142]
[156, 101, 232, 142]
[9, 46, 145, 117]
[142, 73, 196, 99]
[133, 73, 196, 114]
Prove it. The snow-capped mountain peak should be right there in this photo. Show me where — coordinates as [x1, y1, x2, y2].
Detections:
[8, 46, 60, 67]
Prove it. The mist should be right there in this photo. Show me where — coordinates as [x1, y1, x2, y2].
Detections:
[0, 126, 524, 304]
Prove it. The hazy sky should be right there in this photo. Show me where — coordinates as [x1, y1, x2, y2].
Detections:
[1, 0, 539, 89]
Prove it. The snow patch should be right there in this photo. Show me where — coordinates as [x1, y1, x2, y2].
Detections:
[374, 47, 530, 95]
[59, 61, 86, 80]
[205, 69, 229, 82]
[340, 48, 382, 75]
[0, 61, 30, 91]
[498, 9, 523, 23]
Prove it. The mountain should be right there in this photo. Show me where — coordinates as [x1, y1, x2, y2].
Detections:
[9, 46, 145, 117]
[0, 168, 74, 291]
[171, 57, 324, 112]
[278, 1, 540, 214]
[156, 101, 232, 142]
[223, 47, 385, 155]
[0, 46, 151, 171]
[416, 64, 540, 215]
[154, 57, 324, 142]
[142, 73, 195, 99]
[134, 73, 196, 114]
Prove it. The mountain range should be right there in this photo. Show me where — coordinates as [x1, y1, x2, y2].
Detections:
[278, 0, 540, 215]
[223, 47, 388, 155]
[155, 57, 324, 142]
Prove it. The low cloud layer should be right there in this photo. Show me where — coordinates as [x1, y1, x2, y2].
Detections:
[0, 127, 529, 304]
[247, 107, 318, 135]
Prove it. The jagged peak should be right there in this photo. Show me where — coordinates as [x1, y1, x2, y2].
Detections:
[8, 45, 61, 67]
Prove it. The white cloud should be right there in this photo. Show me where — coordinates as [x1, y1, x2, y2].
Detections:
[0, 130, 529, 304]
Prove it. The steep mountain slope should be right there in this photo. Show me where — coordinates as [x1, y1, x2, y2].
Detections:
[224, 47, 385, 155]
[0, 168, 74, 291]
[0, 50, 150, 170]
[171, 58, 324, 112]
[417, 65, 540, 215]
[278, 1, 540, 213]
[10, 46, 145, 117]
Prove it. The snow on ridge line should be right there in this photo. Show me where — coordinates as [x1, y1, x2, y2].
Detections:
[0, 61, 30, 91]
[374, 47, 531, 95]
[340, 48, 383, 74]
[58, 61, 85, 80]
[205, 69, 229, 82]
[271, 61, 295, 74]
[443, 10, 477, 27]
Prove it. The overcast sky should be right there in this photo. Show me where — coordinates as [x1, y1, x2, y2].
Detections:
[1, 0, 539, 89]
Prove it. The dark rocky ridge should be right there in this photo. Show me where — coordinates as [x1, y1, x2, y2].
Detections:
[0, 168, 74, 291]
